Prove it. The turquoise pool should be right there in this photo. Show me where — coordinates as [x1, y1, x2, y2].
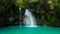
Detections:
[0, 26, 60, 34]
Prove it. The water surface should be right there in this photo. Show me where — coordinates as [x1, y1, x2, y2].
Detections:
[0, 26, 60, 34]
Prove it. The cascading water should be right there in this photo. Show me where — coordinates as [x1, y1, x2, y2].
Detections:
[23, 9, 37, 27]
[19, 8, 21, 26]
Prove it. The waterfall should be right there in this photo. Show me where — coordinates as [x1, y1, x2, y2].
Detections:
[23, 9, 37, 27]
[19, 8, 21, 26]
[19, 8, 37, 27]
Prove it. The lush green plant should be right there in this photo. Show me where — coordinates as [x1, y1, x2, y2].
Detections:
[0, 0, 60, 26]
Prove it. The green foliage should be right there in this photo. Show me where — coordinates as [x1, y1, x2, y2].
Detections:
[0, 0, 19, 26]
[0, 0, 16, 13]
[16, 0, 26, 8]
[0, 0, 60, 26]
[24, 0, 60, 26]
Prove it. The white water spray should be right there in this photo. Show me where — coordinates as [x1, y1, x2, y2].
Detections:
[23, 9, 37, 27]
